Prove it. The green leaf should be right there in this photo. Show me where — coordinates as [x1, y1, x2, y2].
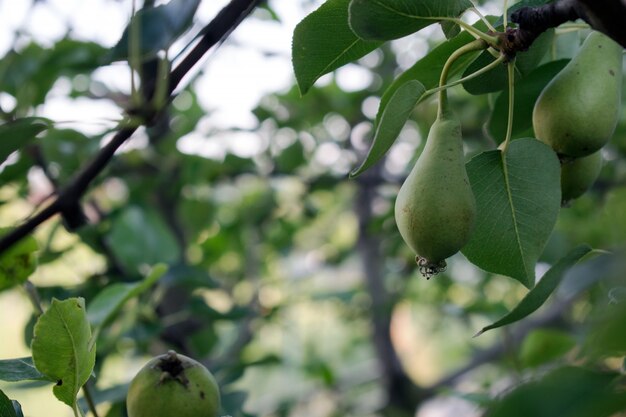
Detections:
[274, 139, 306, 174]
[40, 128, 99, 184]
[31, 298, 96, 407]
[462, 139, 561, 287]
[378, 19, 493, 123]
[0, 357, 46, 382]
[76, 384, 129, 411]
[351, 25, 485, 176]
[87, 264, 167, 329]
[440, 20, 461, 39]
[0, 231, 38, 293]
[584, 300, 626, 358]
[348, 0, 472, 41]
[220, 390, 248, 416]
[0, 390, 18, 417]
[475, 245, 592, 335]
[462, 29, 554, 95]
[0, 152, 32, 185]
[43, 38, 109, 71]
[514, 29, 555, 75]
[0, 40, 107, 110]
[107, 206, 181, 273]
[292, 0, 382, 94]
[109, 0, 200, 61]
[488, 60, 569, 142]
[486, 366, 626, 417]
[350, 80, 425, 177]
[520, 329, 576, 368]
[0, 118, 49, 165]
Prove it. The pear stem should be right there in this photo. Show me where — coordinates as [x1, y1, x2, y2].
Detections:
[426, 54, 505, 97]
[500, 59, 516, 153]
[468, 7, 497, 32]
[438, 39, 489, 119]
[449, 18, 500, 46]
[503, 0, 509, 28]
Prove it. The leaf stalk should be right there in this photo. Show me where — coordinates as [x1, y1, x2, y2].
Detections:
[438, 39, 489, 118]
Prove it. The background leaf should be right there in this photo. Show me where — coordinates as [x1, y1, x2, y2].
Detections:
[106, 206, 181, 273]
[486, 367, 626, 417]
[462, 29, 554, 95]
[292, 0, 382, 94]
[348, 0, 473, 41]
[76, 384, 129, 413]
[440, 20, 461, 39]
[109, 0, 200, 61]
[350, 80, 425, 177]
[31, 298, 96, 407]
[0, 232, 38, 293]
[0, 118, 49, 165]
[0, 40, 106, 109]
[462, 139, 561, 287]
[475, 245, 592, 335]
[0, 390, 18, 417]
[87, 264, 167, 330]
[40, 128, 100, 184]
[584, 299, 626, 358]
[520, 329, 576, 368]
[0, 357, 46, 382]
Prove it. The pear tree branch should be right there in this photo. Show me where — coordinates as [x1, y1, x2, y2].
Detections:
[503, 0, 626, 59]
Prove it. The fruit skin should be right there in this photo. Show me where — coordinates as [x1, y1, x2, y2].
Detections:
[561, 150, 603, 205]
[126, 351, 220, 417]
[533, 31, 623, 158]
[394, 113, 476, 277]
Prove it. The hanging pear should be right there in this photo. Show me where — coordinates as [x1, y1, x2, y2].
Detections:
[533, 31, 623, 158]
[561, 150, 603, 205]
[394, 112, 476, 278]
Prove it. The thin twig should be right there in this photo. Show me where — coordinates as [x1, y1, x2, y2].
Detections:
[82, 382, 100, 417]
[22, 280, 44, 316]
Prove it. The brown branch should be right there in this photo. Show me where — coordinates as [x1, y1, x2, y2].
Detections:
[508, 0, 626, 58]
[573, 0, 626, 47]
[502, 0, 580, 58]
[0, 0, 263, 255]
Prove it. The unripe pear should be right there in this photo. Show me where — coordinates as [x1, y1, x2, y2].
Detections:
[533, 31, 623, 158]
[561, 150, 603, 205]
[394, 113, 476, 278]
[126, 351, 220, 417]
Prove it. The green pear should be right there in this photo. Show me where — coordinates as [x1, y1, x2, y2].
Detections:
[394, 113, 476, 278]
[127, 351, 220, 417]
[533, 31, 623, 158]
[561, 150, 603, 205]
